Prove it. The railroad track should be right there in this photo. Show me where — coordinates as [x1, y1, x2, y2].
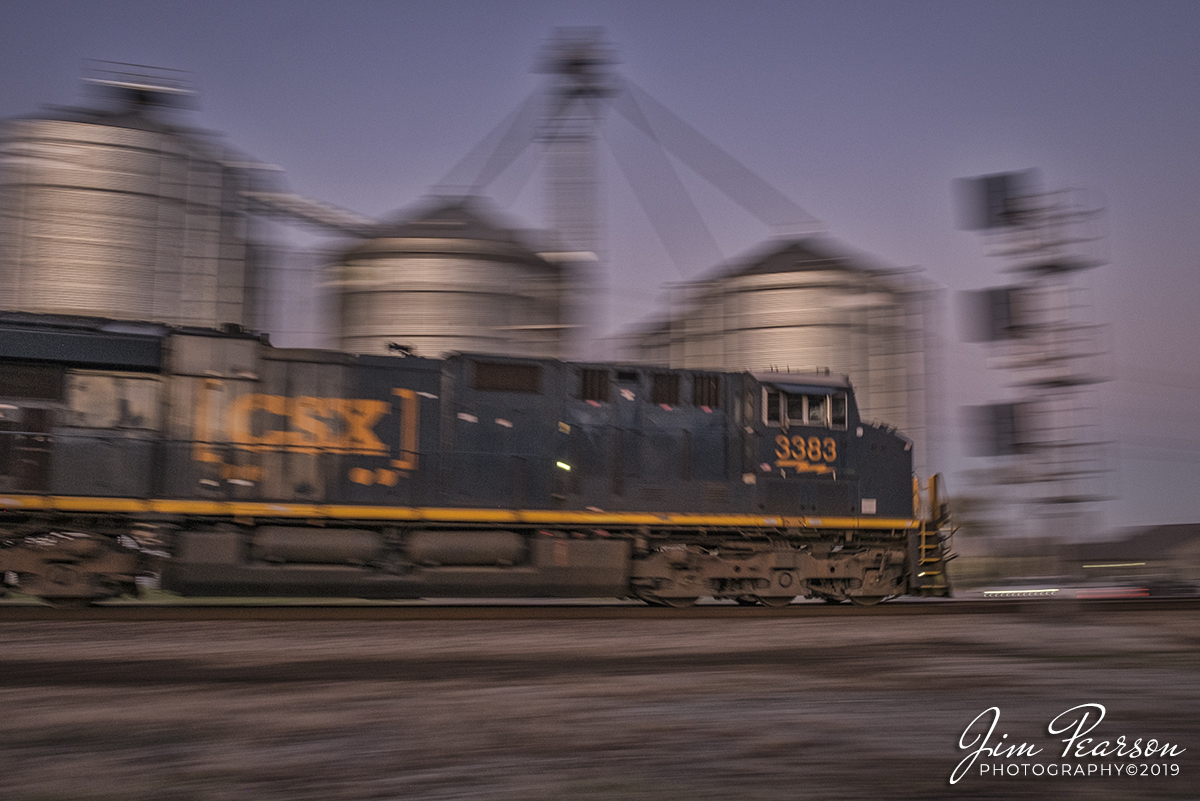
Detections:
[1, 597, 1197, 621]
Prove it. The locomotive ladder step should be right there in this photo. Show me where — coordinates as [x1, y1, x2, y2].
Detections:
[914, 526, 950, 589]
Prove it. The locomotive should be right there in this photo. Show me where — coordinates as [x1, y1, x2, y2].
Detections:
[0, 312, 952, 606]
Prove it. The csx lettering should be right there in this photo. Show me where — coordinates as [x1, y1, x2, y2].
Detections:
[194, 387, 420, 470]
[228, 394, 391, 454]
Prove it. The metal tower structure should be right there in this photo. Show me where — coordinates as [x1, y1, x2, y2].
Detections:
[534, 29, 618, 360]
[536, 29, 616, 255]
[961, 171, 1109, 541]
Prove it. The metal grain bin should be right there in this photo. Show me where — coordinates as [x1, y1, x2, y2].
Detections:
[332, 197, 565, 359]
[0, 69, 261, 329]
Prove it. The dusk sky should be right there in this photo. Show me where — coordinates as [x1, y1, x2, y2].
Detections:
[3, 0, 1199, 532]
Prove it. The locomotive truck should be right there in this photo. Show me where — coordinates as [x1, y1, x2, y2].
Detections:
[0, 312, 952, 606]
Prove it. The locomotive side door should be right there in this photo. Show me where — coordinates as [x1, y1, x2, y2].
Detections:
[737, 373, 760, 483]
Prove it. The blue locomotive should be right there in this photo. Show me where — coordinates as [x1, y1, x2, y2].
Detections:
[0, 313, 952, 605]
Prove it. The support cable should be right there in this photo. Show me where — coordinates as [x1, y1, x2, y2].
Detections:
[605, 85, 724, 276]
[435, 89, 543, 194]
[623, 81, 819, 234]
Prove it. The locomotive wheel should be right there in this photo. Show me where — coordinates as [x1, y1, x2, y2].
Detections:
[41, 597, 97, 609]
[755, 595, 795, 608]
[848, 595, 886, 607]
[735, 597, 759, 606]
[657, 596, 698, 609]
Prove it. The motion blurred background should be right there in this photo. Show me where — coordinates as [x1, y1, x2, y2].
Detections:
[2, 0, 1199, 587]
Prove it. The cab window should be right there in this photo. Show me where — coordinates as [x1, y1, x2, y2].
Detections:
[786, 393, 804, 424]
[762, 388, 848, 429]
[765, 390, 782, 425]
[807, 395, 827, 426]
[831, 395, 847, 427]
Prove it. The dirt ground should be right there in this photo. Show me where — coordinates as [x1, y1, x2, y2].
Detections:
[1, 609, 1197, 801]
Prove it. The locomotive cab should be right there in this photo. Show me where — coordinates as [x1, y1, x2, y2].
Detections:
[750, 372, 913, 520]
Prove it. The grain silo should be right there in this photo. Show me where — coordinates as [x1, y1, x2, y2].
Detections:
[624, 236, 941, 473]
[0, 65, 263, 329]
[332, 197, 565, 359]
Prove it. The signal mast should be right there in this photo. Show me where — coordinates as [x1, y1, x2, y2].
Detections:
[960, 171, 1110, 542]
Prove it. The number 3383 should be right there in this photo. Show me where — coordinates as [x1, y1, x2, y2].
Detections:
[775, 434, 836, 463]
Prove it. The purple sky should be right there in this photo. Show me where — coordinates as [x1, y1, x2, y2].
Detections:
[3, 0, 1199, 531]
